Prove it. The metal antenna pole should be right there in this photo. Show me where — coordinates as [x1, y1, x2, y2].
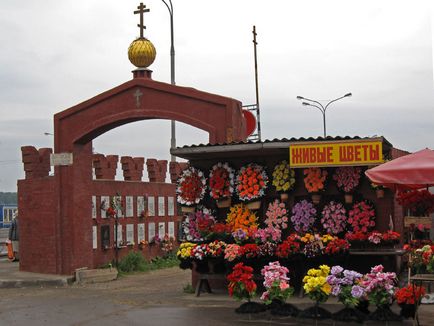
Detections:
[253, 26, 261, 141]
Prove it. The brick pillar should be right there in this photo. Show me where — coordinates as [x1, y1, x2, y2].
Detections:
[169, 161, 188, 183]
[120, 156, 145, 181]
[21, 146, 52, 179]
[146, 159, 168, 183]
[92, 154, 118, 180]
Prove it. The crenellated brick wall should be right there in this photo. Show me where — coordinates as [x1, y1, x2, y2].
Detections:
[18, 147, 187, 275]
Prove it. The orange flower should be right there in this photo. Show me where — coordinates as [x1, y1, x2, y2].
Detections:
[303, 168, 327, 193]
[226, 204, 258, 232]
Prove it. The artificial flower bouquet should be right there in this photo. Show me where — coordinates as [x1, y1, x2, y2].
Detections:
[397, 189, 434, 216]
[324, 238, 350, 255]
[176, 166, 206, 206]
[361, 264, 397, 307]
[275, 234, 302, 259]
[321, 201, 347, 235]
[236, 163, 268, 201]
[264, 200, 289, 230]
[291, 200, 317, 233]
[303, 167, 328, 193]
[183, 209, 216, 242]
[395, 284, 426, 319]
[272, 160, 296, 192]
[303, 265, 332, 302]
[395, 284, 426, 305]
[301, 265, 333, 319]
[226, 204, 258, 233]
[227, 262, 257, 301]
[327, 265, 365, 307]
[253, 227, 282, 244]
[301, 233, 325, 258]
[407, 244, 434, 273]
[333, 166, 362, 193]
[348, 201, 376, 233]
[326, 265, 367, 322]
[261, 261, 294, 303]
[209, 162, 235, 200]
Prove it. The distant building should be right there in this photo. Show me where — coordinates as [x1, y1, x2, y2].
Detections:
[0, 204, 17, 228]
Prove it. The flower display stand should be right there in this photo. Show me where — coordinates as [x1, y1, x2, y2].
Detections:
[368, 305, 402, 321]
[344, 193, 353, 204]
[181, 206, 195, 213]
[311, 194, 321, 204]
[280, 193, 289, 202]
[216, 197, 231, 208]
[332, 307, 367, 323]
[235, 301, 267, 314]
[298, 303, 332, 319]
[246, 200, 261, 210]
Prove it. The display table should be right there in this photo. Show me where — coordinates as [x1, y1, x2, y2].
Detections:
[349, 249, 406, 273]
[410, 274, 434, 326]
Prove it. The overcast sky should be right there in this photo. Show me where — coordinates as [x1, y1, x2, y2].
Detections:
[0, 0, 433, 192]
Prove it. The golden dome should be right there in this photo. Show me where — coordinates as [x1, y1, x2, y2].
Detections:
[128, 38, 156, 68]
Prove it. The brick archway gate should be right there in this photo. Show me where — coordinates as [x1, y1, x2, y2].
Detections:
[19, 71, 247, 275]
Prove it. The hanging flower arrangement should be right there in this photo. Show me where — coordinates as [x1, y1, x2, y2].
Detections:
[321, 201, 347, 235]
[272, 160, 296, 192]
[396, 189, 434, 216]
[348, 201, 376, 233]
[208, 162, 235, 200]
[236, 163, 268, 201]
[333, 167, 362, 193]
[303, 167, 328, 193]
[183, 209, 216, 242]
[176, 167, 206, 206]
[290, 200, 317, 233]
[264, 200, 289, 230]
[226, 204, 258, 233]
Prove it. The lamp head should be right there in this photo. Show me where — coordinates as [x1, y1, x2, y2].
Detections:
[296, 96, 304, 100]
[302, 102, 311, 106]
[344, 93, 352, 97]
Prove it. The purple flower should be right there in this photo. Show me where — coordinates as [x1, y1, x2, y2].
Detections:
[331, 265, 344, 276]
[291, 200, 316, 233]
[351, 285, 365, 298]
[332, 284, 341, 296]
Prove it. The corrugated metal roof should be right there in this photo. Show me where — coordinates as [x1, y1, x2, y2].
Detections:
[171, 135, 393, 161]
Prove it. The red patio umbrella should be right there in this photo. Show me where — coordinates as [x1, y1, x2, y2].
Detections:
[365, 148, 434, 190]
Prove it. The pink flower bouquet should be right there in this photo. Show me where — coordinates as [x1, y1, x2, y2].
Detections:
[321, 201, 347, 235]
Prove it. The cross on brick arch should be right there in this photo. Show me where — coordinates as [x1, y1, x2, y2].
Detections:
[47, 73, 246, 274]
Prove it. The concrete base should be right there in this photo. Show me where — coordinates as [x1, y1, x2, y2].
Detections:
[75, 267, 118, 284]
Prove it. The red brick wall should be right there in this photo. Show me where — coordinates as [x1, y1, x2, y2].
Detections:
[18, 177, 58, 274]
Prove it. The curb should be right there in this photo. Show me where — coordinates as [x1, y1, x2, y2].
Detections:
[0, 277, 75, 288]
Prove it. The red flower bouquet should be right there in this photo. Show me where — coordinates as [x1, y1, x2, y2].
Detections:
[333, 166, 362, 193]
[238, 243, 260, 259]
[324, 238, 350, 255]
[276, 234, 302, 258]
[397, 190, 434, 216]
[395, 284, 426, 305]
[236, 163, 268, 201]
[227, 263, 257, 301]
[176, 167, 206, 206]
[348, 201, 376, 233]
[209, 162, 235, 200]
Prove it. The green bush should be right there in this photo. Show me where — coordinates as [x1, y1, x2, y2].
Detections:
[118, 252, 147, 273]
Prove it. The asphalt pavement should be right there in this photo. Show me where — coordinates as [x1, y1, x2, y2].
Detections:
[0, 259, 433, 326]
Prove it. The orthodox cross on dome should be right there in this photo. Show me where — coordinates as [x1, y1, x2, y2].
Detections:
[134, 2, 150, 38]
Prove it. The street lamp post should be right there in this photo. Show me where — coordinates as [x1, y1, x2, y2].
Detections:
[296, 93, 352, 138]
[161, 0, 176, 162]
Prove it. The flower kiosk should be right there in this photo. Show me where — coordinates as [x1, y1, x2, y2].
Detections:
[172, 136, 411, 321]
